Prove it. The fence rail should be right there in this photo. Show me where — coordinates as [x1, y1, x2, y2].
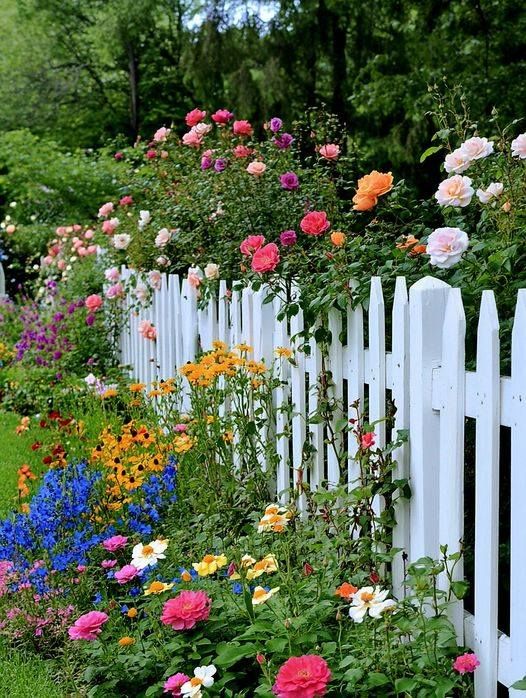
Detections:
[119, 268, 526, 697]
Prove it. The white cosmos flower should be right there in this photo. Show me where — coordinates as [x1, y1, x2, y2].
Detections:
[476, 182, 504, 204]
[511, 133, 526, 159]
[113, 233, 131, 250]
[131, 539, 169, 570]
[180, 665, 217, 697]
[434, 175, 474, 207]
[459, 136, 494, 161]
[349, 586, 396, 623]
[444, 148, 471, 174]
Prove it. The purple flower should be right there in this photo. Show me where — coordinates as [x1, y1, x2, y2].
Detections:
[52, 350, 62, 361]
[280, 172, 299, 190]
[280, 230, 297, 246]
[201, 155, 213, 170]
[214, 158, 227, 173]
[86, 314, 95, 327]
[269, 117, 283, 133]
[273, 133, 294, 150]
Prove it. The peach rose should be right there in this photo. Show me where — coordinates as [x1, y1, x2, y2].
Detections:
[85, 294, 103, 312]
[355, 171, 394, 198]
[246, 161, 266, 177]
[330, 231, 346, 246]
[352, 192, 377, 211]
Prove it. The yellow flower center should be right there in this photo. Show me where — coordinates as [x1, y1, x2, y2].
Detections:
[361, 592, 374, 602]
[142, 545, 154, 556]
[190, 678, 203, 687]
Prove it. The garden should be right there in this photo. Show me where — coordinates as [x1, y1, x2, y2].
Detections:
[1, 2, 526, 697]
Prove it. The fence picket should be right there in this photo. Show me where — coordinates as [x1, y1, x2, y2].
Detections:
[391, 277, 410, 599]
[473, 291, 500, 698]
[290, 295, 307, 510]
[328, 309, 343, 486]
[274, 297, 290, 498]
[510, 290, 526, 695]
[438, 288, 466, 641]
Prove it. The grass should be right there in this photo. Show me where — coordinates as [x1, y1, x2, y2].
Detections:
[0, 412, 68, 697]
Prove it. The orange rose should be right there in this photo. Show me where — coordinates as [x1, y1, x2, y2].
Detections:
[335, 582, 358, 600]
[352, 192, 377, 211]
[330, 231, 346, 247]
[356, 170, 393, 197]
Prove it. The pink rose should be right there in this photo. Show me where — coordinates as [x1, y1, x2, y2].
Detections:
[102, 535, 128, 552]
[161, 590, 211, 630]
[148, 270, 162, 290]
[85, 295, 103, 312]
[119, 195, 133, 206]
[105, 283, 125, 300]
[318, 144, 340, 160]
[240, 235, 265, 256]
[87, 245, 97, 254]
[114, 152, 124, 160]
[211, 109, 233, 125]
[233, 145, 253, 158]
[434, 175, 474, 207]
[182, 129, 203, 148]
[138, 320, 157, 341]
[361, 432, 375, 450]
[233, 120, 253, 136]
[164, 673, 191, 697]
[153, 126, 170, 142]
[115, 564, 140, 584]
[426, 227, 469, 269]
[511, 133, 526, 159]
[101, 560, 117, 569]
[98, 202, 114, 218]
[102, 218, 119, 235]
[300, 211, 330, 236]
[84, 230, 95, 240]
[68, 611, 109, 641]
[185, 108, 206, 127]
[453, 653, 480, 674]
[273, 655, 331, 698]
[251, 243, 280, 273]
[146, 149, 157, 159]
[104, 267, 120, 283]
[155, 228, 172, 248]
[187, 266, 203, 289]
[246, 161, 266, 176]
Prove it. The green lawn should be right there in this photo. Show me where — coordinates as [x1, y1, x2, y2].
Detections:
[0, 411, 67, 697]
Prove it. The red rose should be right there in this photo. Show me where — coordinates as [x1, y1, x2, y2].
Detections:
[300, 211, 330, 236]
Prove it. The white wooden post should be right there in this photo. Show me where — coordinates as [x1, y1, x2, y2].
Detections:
[473, 291, 500, 698]
[438, 288, 466, 641]
[408, 276, 450, 562]
[328, 308, 343, 487]
[391, 277, 410, 598]
[347, 281, 364, 487]
[274, 296, 290, 498]
[308, 325, 324, 494]
[290, 295, 307, 510]
[510, 290, 526, 696]
[369, 277, 387, 518]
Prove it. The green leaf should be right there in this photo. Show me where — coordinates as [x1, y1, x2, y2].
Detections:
[215, 642, 257, 668]
[511, 678, 526, 690]
[420, 145, 443, 162]
[395, 678, 417, 692]
[366, 672, 390, 687]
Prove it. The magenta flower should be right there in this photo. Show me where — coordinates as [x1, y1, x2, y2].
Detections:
[273, 133, 294, 149]
[280, 230, 297, 247]
[115, 565, 140, 585]
[164, 673, 191, 696]
[68, 611, 109, 641]
[280, 172, 299, 190]
[269, 117, 283, 133]
[214, 158, 227, 173]
[211, 109, 233, 125]
[102, 535, 128, 552]
[453, 653, 480, 674]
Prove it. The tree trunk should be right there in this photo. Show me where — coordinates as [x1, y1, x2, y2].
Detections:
[127, 42, 140, 141]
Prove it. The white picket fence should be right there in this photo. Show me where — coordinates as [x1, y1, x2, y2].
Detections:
[119, 268, 526, 697]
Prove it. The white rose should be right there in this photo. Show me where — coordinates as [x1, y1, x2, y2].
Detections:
[204, 263, 220, 280]
[138, 210, 151, 231]
[476, 182, 504, 204]
[435, 175, 474, 207]
[444, 148, 471, 174]
[193, 122, 212, 136]
[113, 233, 131, 250]
[511, 133, 526, 159]
[135, 283, 149, 303]
[459, 136, 494, 161]
[426, 227, 469, 269]
[155, 228, 172, 248]
[156, 255, 170, 267]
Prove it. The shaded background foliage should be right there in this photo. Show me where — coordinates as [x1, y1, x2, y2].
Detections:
[0, 0, 524, 191]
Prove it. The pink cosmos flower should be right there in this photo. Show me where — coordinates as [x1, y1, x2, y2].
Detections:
[164, 673, 190, 696]
[85, 295, 103, 312]
[161, 591, 211, 631]
[233, 145, 253, 158]
[115, 565, 140, 584]
[300, 211, 330, 236]
[119, 195, 133, 206]
[240, 235, 266, 256]
[153, 127, 170, 142]
[251, 243, 280, 273]
[318, 144, 340, 160]
[101, 560, 117, 569]
[211, 109, 233, 125]
[361, 432, 375, 450]
[68, 611, 109, 641]
[138, 320, 157, 341]
[233, 120, 253, 136]
[453, 653, 480, 674]
[102, 535, 128, 552]
[182, 129, 203, 148]
[185, 108, 206, 127]
[98, 202, 114, 218]
[273, 655, 331, 698]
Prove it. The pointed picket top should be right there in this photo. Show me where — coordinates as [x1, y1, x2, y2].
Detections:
[510, 289, 526, 692]
[410, 275, 451, 292]
[368, 276, 386, 447]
